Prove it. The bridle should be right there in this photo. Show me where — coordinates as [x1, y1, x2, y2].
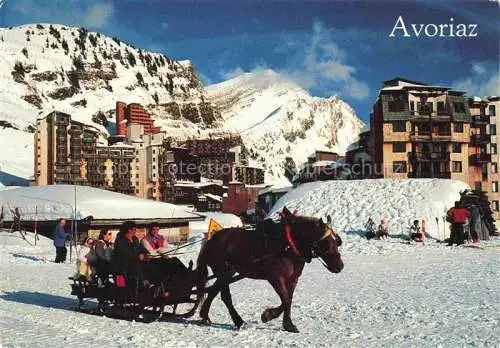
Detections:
[283, 221, 342, 262]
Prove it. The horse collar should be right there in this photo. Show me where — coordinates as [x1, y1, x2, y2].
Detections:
[284, 224, 301, 257]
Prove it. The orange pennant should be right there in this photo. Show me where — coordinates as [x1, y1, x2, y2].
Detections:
[207, 218, 224, 240]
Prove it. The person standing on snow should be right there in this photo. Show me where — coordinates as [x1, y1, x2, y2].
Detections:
[54, 218, 69, 263]
[468, 204, 481, 243]
[446, 202, 469, 246]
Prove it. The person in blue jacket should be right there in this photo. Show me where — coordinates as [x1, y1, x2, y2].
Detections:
[54, 218, 69, 263]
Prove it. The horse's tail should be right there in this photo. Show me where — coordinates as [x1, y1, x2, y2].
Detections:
[195, 242, 209, 302]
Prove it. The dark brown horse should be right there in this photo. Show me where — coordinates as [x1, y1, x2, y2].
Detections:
[196, 206, 344, 332]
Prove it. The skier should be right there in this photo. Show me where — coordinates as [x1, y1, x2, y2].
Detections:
[54, 218, 70, 263]
[446, 202, 469, 246]
[365, 217, 376, 240]
[11, 207, 22, 232]
[0, 206, 4, 229]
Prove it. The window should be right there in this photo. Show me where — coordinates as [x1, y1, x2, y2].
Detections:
[135, 174, 139, 178]
[452, 161, 462, 173]
[392, 121, 406, 132]
[492, 144, 498, 155]
[452, 143, 461, 153]
[453, 123, 464, 133]
[388, 99, 405, 112]
[490, 124, 496, 136]
[493, 200, 499, 212]
[493, 182, 499, 193]
[153, 149, 156, 154]
[489, 105, 496, 116]
[475, 181, 482, 191]
[492, 163, 498, 173]
[392, 142, 406, 153]
[410, 101, 415, 112]
[453, 102, 466, 113]
[437, 101, 445, 112]
[392, 161, 407, 173]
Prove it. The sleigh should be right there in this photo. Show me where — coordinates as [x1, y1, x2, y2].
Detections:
[69, 260, 204, 322]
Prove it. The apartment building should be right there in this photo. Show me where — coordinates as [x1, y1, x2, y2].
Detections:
[372, 78, 472, 182]
[470, 96, 500, 218]
[115, 101, 161, 136]
[127, 124, 166, 200]
[35, 111, 134, 193]
[35, 111, 101, 186]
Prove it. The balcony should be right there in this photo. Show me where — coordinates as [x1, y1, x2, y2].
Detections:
[471, 115, 490, 127]
[432, 131, 452, 141]
[409, 151, 450, 162]
[409, 171, 451, 179]
[470, 134, 491, 145]
[410, 111, 451, 122]
[470, 153, 491, 166]
[410, 131, 431, 142]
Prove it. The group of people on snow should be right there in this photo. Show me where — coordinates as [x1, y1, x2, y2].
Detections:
[62, 220, 184, 290]
[362, 201, 485, 245]
[364, 218, 389, 240]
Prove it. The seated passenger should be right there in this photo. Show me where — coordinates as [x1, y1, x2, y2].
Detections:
[93, 229, 113, 285]
[113, 221, 141, 285]
[76, 237, 95, 281]
[141, 222, 166, 257]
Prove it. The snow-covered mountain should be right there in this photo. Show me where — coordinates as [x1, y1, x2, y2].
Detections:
[0, 24, 363, 186]
[0, 24, 222, 136]
[207, 69, 364, 185]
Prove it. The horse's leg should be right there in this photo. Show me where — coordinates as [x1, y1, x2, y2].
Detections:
[220, 282, 245, 329]
[199, 279, 220, 325]
[267, 276, 299, 333]
[282, 275, 300, 333]
[261, 276, 298, 323]
[261, 304, 283, 323]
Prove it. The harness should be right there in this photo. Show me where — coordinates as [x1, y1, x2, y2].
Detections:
[283, 222, 336, 262]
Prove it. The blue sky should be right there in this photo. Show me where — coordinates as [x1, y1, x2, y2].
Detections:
[1, 0, 498, 121]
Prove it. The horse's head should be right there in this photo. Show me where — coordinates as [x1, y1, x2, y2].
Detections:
[280, 207, 344, 273]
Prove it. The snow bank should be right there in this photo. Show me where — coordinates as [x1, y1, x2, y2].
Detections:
[0, 185, 200, 221]
[189, 212, 243, 237]
[268, 179, 470, 239]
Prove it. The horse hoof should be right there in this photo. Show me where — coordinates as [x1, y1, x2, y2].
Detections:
[283, 323, 299, 333]
[261, 309, 272, 323]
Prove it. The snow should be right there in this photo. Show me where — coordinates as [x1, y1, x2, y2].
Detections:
[268, 179, 470, 240]
[0, 185, 200, 221]
[207, 69, 364, 186]
[0, 127, 34, 180]
[1, 227, 499, 346]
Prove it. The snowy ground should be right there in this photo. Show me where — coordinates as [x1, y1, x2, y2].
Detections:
[1, 229, 499, 347]
[269, 179, 470, 240]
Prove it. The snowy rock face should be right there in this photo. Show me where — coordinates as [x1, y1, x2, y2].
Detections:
[207, 70, 364, 185]
[0, 24, 222, 136]
[0, 25, 363, 185]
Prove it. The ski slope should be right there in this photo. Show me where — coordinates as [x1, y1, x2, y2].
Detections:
[0, 230, 499, 347]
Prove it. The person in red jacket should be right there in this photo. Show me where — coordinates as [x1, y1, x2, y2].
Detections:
[446, 202, 469, 246]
